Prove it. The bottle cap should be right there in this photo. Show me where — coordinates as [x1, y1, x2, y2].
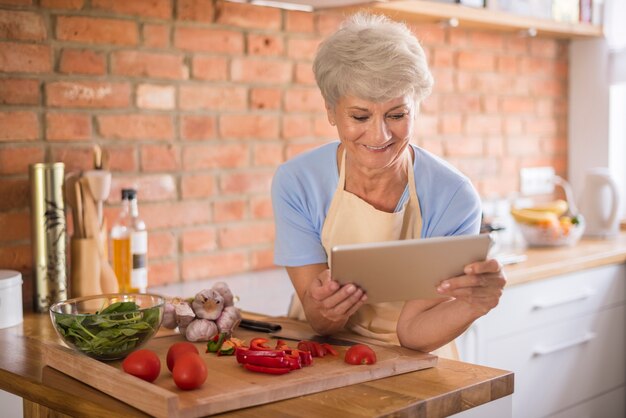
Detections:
[121, 188, 137, 200]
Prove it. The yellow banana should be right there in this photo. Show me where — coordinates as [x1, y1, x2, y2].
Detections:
[523, 199, 569, 216]
[511, 208, 559, 225]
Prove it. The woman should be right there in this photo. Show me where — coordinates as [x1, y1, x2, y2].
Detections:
[271, 13, 505, 357]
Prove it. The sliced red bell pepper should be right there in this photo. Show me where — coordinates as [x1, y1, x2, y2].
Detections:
[274, 339, 290, 351]
[298, 341, 326, 357]
[321, 343, 338, 356]
[235, 347, 284, 357]
[250, 337, 272, 351]
[243, 363, 291, 375]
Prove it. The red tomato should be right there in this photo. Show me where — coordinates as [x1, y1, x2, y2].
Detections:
[344, 344, 377, 365]
[172, 352, 208, 390]
[166, 342, 199, 372]
[122, 349, 161, 382]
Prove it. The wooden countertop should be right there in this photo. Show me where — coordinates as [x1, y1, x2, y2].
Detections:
[503, 231, 626, 287]
[0, 314, 512, 418]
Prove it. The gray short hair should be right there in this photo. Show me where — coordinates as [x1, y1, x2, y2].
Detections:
[313, 12, 433, 107]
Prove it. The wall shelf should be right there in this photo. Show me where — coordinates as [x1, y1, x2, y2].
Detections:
[344, 0, 603, 39]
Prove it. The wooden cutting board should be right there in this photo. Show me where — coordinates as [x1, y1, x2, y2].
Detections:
[43, 319, 437, 418]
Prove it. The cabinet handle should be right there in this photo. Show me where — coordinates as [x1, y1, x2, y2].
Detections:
[531, 288, 594, 310]
[532, 332, 596, 356]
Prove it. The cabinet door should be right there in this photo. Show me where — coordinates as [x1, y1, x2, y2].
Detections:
[481, 264, 626, 340]
[546, 386, 625, 418]
[483, 305, 625, 418]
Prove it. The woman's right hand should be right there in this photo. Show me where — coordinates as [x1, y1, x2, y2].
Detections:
[307, 269, 368, 327]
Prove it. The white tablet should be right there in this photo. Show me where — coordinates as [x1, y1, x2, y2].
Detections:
[330, 234, 493, 304]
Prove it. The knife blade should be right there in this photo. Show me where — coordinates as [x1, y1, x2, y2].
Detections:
[237, 318, 357, 346]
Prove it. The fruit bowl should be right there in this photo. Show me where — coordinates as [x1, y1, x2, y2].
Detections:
[515, 215, 585, 247]
[49, 293, 165, 361]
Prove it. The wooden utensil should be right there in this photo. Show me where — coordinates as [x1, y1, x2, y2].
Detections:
[83, 170, 111, 227]
[74, 181, 84, 239]
[64, 173, 81, 238]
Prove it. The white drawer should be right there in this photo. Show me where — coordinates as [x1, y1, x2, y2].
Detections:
[480, 264, 625, 339]
[546, 386, 625, 418]
[482, 304, 625, 418]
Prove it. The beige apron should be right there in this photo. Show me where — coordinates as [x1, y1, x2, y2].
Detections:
[288, 145, 456, 359]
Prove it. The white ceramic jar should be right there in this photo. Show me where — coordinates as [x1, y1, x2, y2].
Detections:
[0, 270, 23, 329]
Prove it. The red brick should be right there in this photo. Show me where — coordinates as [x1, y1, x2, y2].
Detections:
[481, 95, 499, 114]
[440, 94, 481, 114]
[282, 114, 312, 139]
[174, 27, 243, 53]
[92, 0, 172, 19]
[530, 38, 560, 58]
[0, 10, 46, 41]
[415, 115, 438, 138]
[141, 201, 211, 229]
[315, 12, 343, 36]
[177, 0, 214, 22]
[215, 1, 280, 30]
[110, 174, 176, 202]
[231, 58, 292, 84]
[285, 10, 314, 33]
[464, 115, 502, 135]
[440, 115, 462, 135]
[431, 48, 454, 69]
[220, 170, 273, 194]
[147, 260, 178, 287]
[192, 55, 228, 81]
[52, 146, 98, 172]
[56, 16, 138, 46]
[506, 136, 542, 156]
[179, 85, 246, 111]
[250, 195, 273, 219]
[251, 248, 274, 270]
[183, 143, 248, 170]
[46, 112, 91, 141]
[0, 211, 30, 242]
[457, 51, 496, 72]
[181, 174, 215, 198]
[285, 141, 327, 159]
[0, 42, 51, 73]
[247, 33, 284, 56]
[501, 97, 535, 114]
[41, 0, 84, 9]
[104, 146, 137, 172]
[218, 222, 274, 248]
[148, 231, 176, 258]
[0, 178, 29, 210]
[46, 81, 131, 108]
[142, 24, 170, 48]
[505, 36, 529, 55]
[497, 56, 518, 74]
[313, 115, 336, 138]
[182, 251, 247, 281]
[136, 84, 175, 110]
[287, 37, 320, 60]
[180, 115, 216, 141]
[504, 117, 523, 135]
[448, 29, 470, 48]
[181, 228, 217, 253]
[295, 62, 315, 85]
[141, 143, 180, 172]
[213, 199, 246, 222]
[0, 111, 38, 141]
[419, 139, 443, 156]
[519, 57, 558, 74]
[0, 79, 39, 105]
[253, 143, 283, 166]
[530, 79, 566, 98]
[98, 114, 174, 140]
[250, 88, 281, 110]
[112, 50, 186, 80]
[59, 49, 105, 75]
[431, 68, 454, 94]
[219, 114, 279, 140]
[0, 244, 31, 272]
[283, 88, 324, 113]
[410, 23, 446, 45]
[525, 118, 559, 136]
[470, 32, 504, 51]
[0, 146, 44, 174]
[443, 137, 484, 157]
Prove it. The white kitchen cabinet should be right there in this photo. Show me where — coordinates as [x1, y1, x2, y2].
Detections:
[457, 263, 626, 418]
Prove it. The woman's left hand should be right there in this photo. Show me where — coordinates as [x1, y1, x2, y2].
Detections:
[435, 259, 506, 316]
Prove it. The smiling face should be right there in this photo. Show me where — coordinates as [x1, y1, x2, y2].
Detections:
[328, 94, 415, 174]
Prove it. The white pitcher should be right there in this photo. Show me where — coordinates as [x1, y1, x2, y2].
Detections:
[578, 168, 621, 238]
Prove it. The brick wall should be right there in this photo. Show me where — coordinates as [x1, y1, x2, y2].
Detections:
[0, 0, 568, 308]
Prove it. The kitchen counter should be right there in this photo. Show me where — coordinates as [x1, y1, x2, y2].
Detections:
[0, 314, 513, 418]
[503, 231, 626, 286]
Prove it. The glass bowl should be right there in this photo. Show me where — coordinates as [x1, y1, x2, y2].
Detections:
[49, 293, 165, 361]
[516, 216, 585, 247]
